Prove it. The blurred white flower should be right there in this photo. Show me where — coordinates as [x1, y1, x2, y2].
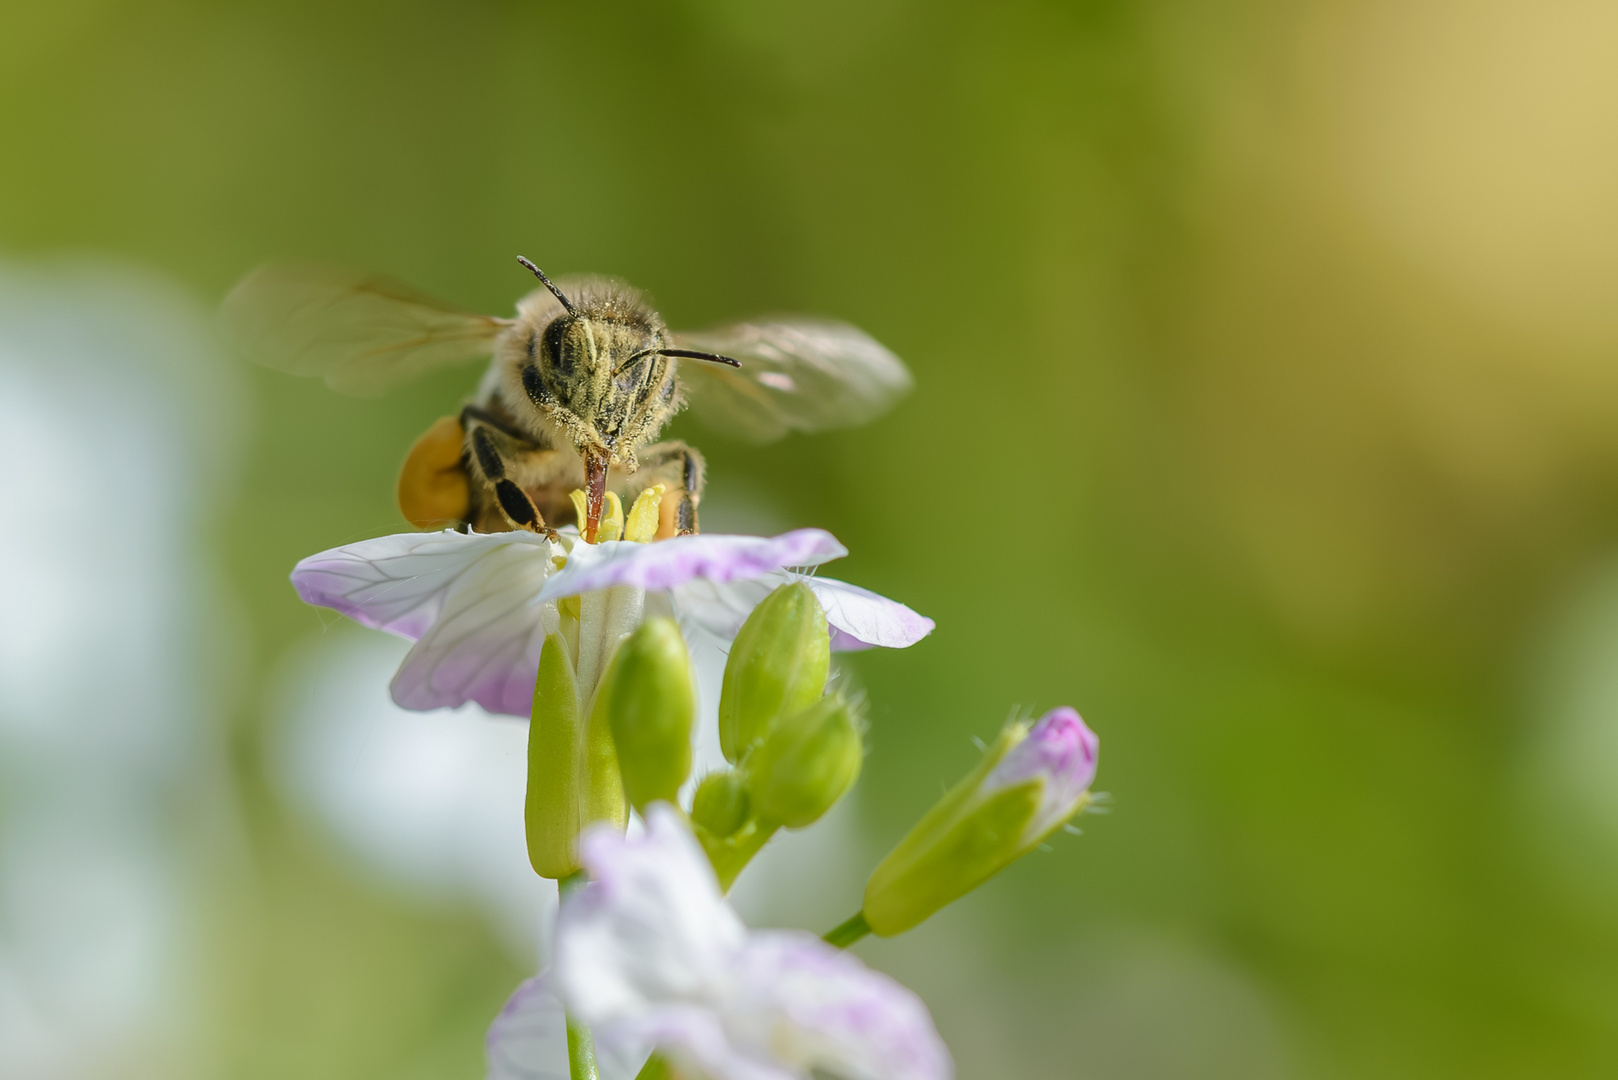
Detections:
[488, 806, 952, 1080]
[0, 259, 243, 1078]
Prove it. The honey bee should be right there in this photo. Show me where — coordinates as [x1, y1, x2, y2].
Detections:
[222, 258, 911, 540]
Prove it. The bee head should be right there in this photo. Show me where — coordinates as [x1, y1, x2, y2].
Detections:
[509, 259, 739, 462]
[504, 262, 677, 462]
[531, 309, 677, 453]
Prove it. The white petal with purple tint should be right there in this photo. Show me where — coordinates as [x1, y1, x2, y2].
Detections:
[539, 529, 846, 601]
[667, 574, 777, 642]
[485, 974, 571, 1080]
[727, 933, 955, 1080]
[484, 974, 650, 1080]
[670, 574, 933, 652]
[292, 529, 556, 641]
[389, 542, 561, 716]
[804, 577, 935, 650]
[292, 529, 561, 717]
[528, 806, 952, 1080]
[557, 810, 745, 1018]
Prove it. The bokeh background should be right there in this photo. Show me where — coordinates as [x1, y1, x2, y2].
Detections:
[5, 1, 1618, 1077]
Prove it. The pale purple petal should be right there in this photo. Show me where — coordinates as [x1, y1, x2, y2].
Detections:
[292, 529, 556, 640]
[805, 577, 935, 651]
[389, 547, 560, 715]
[556, 810, 952, 1080]
[728, 933, 953, 1080]
[667, 575, 781, 641]
[292, 530, 560, 716]
[595, 1006, 795, 1080]
[591, 937, 953, 1080]
[557, 806, 746, 1022]
[668, 573, 933, 652]
[486, 973, 646, 1080]
[486, 975, 570, 1080]
[539, 530, 847, 601]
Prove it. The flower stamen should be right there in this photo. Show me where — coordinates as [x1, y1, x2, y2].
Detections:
[568, 489, 589, 535]
[596, 492, 625, 542]
[624, 484, 666, 543]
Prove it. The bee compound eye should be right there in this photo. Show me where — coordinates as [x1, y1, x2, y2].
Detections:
[542, 317, 573, 377]
[520, 362, 548, 408]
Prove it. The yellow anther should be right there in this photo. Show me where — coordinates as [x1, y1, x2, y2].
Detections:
[568, 489, 589, 535]
[624, 484, 667, 544]
[598, 491, 624, 542]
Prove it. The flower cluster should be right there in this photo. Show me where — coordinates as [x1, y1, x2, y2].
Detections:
[293, 483, 1101, 1080]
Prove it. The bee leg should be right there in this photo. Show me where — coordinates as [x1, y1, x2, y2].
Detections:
[468, 422, 558, 538]
[628, 440, 705, 536]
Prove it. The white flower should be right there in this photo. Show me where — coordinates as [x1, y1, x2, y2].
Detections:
[486, 806, 953, 1080]
[291, 527, 933, 717]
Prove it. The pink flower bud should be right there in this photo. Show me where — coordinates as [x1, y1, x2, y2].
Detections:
[984, 707, 1099, 841]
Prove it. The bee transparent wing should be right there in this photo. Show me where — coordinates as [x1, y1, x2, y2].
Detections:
[672, 318, 912, 443]
[220, 262, 510, 396]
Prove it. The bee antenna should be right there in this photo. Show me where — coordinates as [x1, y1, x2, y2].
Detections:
[655, 348, 742, 368]
[612, 348, 743, 378]
[516, 256, 577, 317]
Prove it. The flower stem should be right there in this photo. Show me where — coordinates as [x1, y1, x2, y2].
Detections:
[566, 1018, 600, 1080]
[559, 872, 601, 1080]
[822, 911, 871, 948]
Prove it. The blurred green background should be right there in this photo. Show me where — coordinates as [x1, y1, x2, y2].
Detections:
[5, 1, 1618, 1077]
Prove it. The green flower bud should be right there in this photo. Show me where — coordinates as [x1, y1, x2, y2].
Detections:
[862, 707, 1099, 936]
[690, 768, 774, 891]
[598, 618, 694, 813]
[747, 694, 864, 829]
[718, 582, 829, 763]
[691, 770, 751, 838]
[525, 632, 628, 878]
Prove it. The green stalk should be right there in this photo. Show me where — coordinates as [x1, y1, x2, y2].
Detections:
[566, 1019, 600, 1080]
[559, 872, 601, 1080]
[821, 912, 871, 949]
